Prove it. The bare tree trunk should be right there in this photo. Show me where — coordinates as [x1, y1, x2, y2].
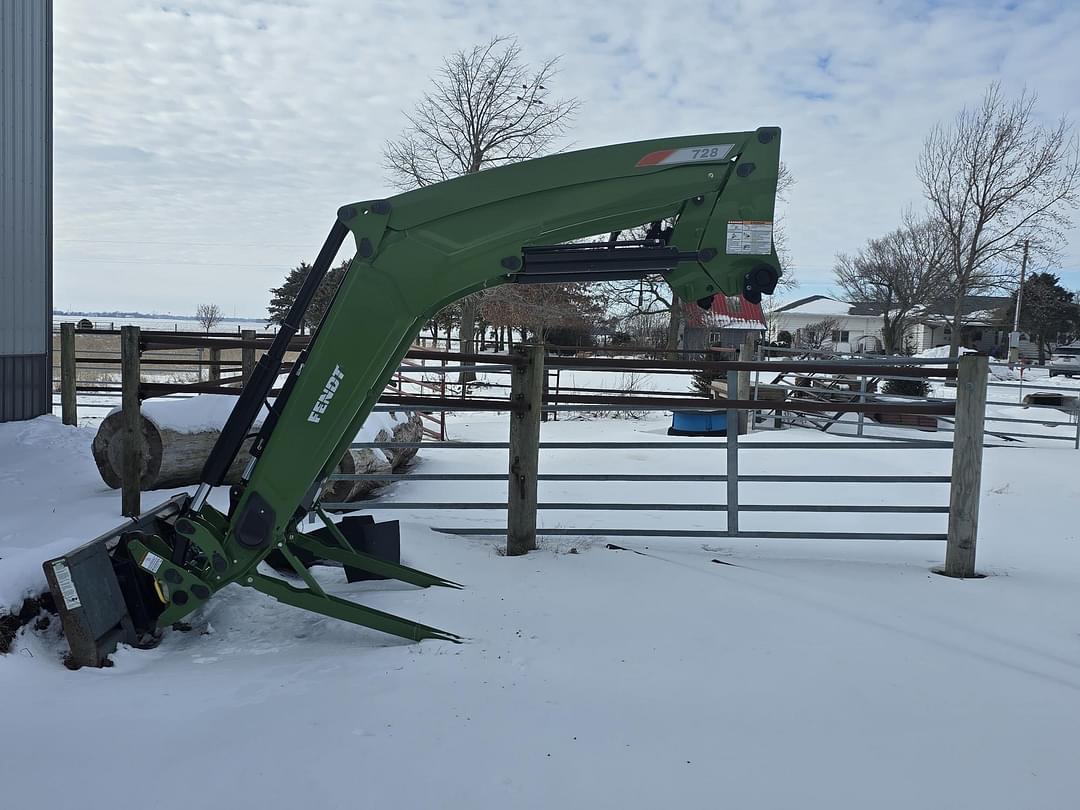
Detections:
[1038, 334, 1046, 365]
[881, 315, 896, 355]
[883, 316, 911, 355]
[458, 297, 477, 384]
[665, 293, 683, 351]
[949, 298, 964, 359]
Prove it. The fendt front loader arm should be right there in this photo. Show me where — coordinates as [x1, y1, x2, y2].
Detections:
[45, 128, 783, 667]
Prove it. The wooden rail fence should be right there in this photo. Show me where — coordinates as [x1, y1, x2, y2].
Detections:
[57, 325, 993, 577]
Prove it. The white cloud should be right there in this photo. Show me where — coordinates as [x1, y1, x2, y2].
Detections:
[52, 0, 1080, 315]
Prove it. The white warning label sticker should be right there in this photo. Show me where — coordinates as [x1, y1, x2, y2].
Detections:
[140, 551, 164, 574]
[726, 220, 773, 255]
[51, 561, 82, 610]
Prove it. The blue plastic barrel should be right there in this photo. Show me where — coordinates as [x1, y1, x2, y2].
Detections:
[669, 410, 728, 436]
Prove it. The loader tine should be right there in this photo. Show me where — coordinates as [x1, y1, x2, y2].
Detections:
[293, 534, 463, 589]
[248, 573, 464, 644]
[309, 508, 463, 588]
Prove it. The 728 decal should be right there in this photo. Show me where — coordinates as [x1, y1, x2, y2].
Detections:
[635, 143, 735, 167]
[689, 146, 727, 160]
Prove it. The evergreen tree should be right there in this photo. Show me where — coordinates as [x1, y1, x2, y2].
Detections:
[883, 377, 930, 398]
[690, 369, 721, 397]
[267, 259, 351, 334]
[999, 272, 1080, 363]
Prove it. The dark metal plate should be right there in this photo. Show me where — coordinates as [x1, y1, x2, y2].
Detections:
[42, 494, 187, 668]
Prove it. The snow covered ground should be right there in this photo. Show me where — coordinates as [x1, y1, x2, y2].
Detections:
[2, 413, 1080, 809]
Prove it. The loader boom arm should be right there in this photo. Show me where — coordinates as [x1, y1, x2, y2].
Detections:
[225, 127, 783, 549]
[45, 128, 783, 666]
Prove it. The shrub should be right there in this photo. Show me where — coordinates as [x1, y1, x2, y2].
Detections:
[690, 369, 720, 397]
[882, 377, 930, 397]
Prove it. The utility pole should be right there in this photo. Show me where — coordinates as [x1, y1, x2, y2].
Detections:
[1007, 239, 1029, 365]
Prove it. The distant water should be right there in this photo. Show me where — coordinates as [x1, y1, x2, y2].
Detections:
[54, 314, 277, 333]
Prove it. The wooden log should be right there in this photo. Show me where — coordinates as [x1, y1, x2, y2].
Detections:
[92, 410, 256, 490]
[322, 414, 425, 502]
[379, 412, 423, 469]
[321, 444, 394, 503]
[92, 406, 423, 494]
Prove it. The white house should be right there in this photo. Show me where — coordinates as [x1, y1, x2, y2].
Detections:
[770, 296, 887, 353]
[770, 294, 1032, 356]
[908, 296, 1033, 355]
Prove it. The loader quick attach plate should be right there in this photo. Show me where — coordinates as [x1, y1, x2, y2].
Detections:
[43, 494, 188, 668]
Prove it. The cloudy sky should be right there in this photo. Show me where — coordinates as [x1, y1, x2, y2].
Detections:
[53, 0, 1080, 317]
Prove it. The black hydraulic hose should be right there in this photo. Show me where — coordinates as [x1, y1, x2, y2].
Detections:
[198, 220, 349, 487]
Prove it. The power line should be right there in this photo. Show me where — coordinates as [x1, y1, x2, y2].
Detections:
[55, 237, 313, 249]
[57, 257, 287, 270]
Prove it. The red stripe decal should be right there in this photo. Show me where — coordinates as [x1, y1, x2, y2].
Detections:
[635, 149, 676, 167]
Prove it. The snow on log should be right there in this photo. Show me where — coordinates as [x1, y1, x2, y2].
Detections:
[322, 412, 423, 503]
[91, 395, 421, 500]
[91, 409, 254, 489]
[320, 446, 392, 503]
[367, 409, 422, 470]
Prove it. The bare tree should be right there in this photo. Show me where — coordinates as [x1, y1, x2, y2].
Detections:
[760, 293, 792, 344]
[384, 36, 579, 381]
[195, 303, 223, 333]
[772, 162, 798, 291]
[796, 316, 842, 352]
[479, 282, 603, 343]
[834, 214, 952, 354]
[600, 271, 681, 350]
[917, 83, 1080, 357]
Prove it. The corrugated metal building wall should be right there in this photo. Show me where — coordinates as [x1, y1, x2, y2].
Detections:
[1, 0, 53, 421]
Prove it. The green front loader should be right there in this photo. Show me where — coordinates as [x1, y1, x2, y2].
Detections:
[44, 128, 784, 667]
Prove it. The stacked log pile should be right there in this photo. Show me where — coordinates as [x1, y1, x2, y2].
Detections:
[318, 416, 421, 502]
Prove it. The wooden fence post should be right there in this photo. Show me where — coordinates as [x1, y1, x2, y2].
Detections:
[737, 334, 754, 434]
[60, 322, 77, 425]
[241, 329, 256, 387]
[541, 349, 552, 423]
[209, 345, 222, 383]
[726, 369, 740, 535]
[944, 354, 988, 577]
[120, 325, 142, 517]
[506, 342, 544, 556]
